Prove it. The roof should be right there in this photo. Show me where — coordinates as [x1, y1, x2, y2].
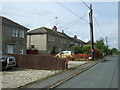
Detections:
[70, 37, 86, 44]
[27, 27, 47, 34]
[28, 27, 86, 44]
[28, 27, 71, 39]
[1, 16, 29, 30]
[86, 40, 91, 45]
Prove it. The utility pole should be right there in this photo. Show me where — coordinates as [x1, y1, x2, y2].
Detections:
[89, 4, 94, 60]
[106, 36, 108, 47]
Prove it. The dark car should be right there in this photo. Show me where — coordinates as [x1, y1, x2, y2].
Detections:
[0, 51, 16, 70]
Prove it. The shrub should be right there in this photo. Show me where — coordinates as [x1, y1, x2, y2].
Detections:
[82, 45, 91, 54]
[69, 45, 81, 54]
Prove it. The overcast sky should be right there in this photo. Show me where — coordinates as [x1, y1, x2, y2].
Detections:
[1, 0, 118, 49]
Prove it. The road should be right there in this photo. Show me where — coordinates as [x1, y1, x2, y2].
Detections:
[56, 55, 118, 88]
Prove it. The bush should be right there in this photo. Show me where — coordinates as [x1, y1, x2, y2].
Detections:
[90, 48, 103, 59]
[82, 45, 91, 54]
[69, 45, 81, 54]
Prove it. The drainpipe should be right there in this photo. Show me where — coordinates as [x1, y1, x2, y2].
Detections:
[29, 34, 31, 49]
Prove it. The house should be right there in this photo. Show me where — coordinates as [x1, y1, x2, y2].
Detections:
[27, 26, 86, 54]
[86, 40, 92, 45]
[1, 16, 29, 54]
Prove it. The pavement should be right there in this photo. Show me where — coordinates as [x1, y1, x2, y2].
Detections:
[20, 58, 104, 89]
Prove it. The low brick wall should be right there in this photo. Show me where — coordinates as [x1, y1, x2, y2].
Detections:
[7, 54, 67, 70]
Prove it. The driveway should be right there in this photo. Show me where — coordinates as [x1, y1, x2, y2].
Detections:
[2, 61, 87, 88]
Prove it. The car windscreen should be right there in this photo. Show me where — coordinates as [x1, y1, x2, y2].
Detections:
[61, 52, 65, 54]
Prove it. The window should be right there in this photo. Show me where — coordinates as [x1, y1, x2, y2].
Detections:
[66, 52, 69, 54]
[61, 51, 64, 54]
[19, 30, 24, 38]
[48, 36, 55, 42]
[12, 29, 18, 37]
[20, 49, 24, 54]
[6, 45, 14, 54]
[48, 37, 51, 41]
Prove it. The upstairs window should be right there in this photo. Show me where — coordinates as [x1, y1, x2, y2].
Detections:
[19, 30, 24, 38]
[12, 29, 18, 37]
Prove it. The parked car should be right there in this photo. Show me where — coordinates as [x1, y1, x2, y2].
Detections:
[0, 50, 16, 70]
[55, 51, 75, 59]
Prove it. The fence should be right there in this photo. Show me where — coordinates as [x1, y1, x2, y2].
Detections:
[7, 54, 67, 70]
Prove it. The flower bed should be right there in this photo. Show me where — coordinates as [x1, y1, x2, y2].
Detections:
[74, 54, 89, 61]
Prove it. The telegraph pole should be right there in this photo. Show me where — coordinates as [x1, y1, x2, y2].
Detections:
[106, 36, 108, 47]
[89, 4, 94, 60]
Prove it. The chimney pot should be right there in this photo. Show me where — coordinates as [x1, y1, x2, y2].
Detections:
[52, 26, 57, 31]
[62, 30, 64, 33]
[74, 35, 77, 39]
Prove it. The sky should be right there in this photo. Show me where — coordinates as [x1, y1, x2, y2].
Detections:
[1, 0, 118, 49]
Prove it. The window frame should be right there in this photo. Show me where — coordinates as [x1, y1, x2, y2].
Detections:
[12, 29, 18, 37]
[19, 30, 24, 38]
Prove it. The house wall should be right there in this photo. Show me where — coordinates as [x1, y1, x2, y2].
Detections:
[46, 34, 72, 54]
[27, 34, 47, 53]
[2, 17, 28, 54]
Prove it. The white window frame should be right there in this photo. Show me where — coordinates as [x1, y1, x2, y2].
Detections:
[12, 29, 18, 37]
[6, 45, 14, 54]
[20, 49, 24, 54]
[19, 30, 24, 38]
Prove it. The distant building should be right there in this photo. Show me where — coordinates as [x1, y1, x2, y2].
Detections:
[1, 16, 29, 54]
[27, 26, 86, 54]
[86, 40, 92, 45]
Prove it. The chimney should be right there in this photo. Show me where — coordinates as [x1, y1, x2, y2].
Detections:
[52, 26, 57, 31]
[74, 35, 77, 39]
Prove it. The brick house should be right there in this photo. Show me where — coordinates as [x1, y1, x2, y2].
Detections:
[1, 16, 29, 54]
[27, 26, 86, 54]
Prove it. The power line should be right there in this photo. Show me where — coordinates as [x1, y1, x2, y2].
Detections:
[80, 0, 106, 38]
[93, 15, 106, 38]
[55, 1, 89, 24]
[62, 20, 81, 30]
[80, 0, 107, 40]
[81, 0, 90, 9]
[58, 18, 80, 29]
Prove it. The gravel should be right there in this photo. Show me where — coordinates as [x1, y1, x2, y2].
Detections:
[2, 69, 61, 88]
[1, 61, 87, 88]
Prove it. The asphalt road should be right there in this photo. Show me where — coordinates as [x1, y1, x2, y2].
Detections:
[56, 55, 118, 88]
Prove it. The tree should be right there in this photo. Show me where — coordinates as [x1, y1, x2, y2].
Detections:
[70, 45, 81, 54]
[95, 38, 105, 51]
[95, 38, 109, 55]
[111, 48, 117, 52]
[82, 45, 91, 54]
[110, 48, 118, 54]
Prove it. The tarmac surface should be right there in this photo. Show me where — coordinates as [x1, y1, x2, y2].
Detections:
[56, 55, 118, 88]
